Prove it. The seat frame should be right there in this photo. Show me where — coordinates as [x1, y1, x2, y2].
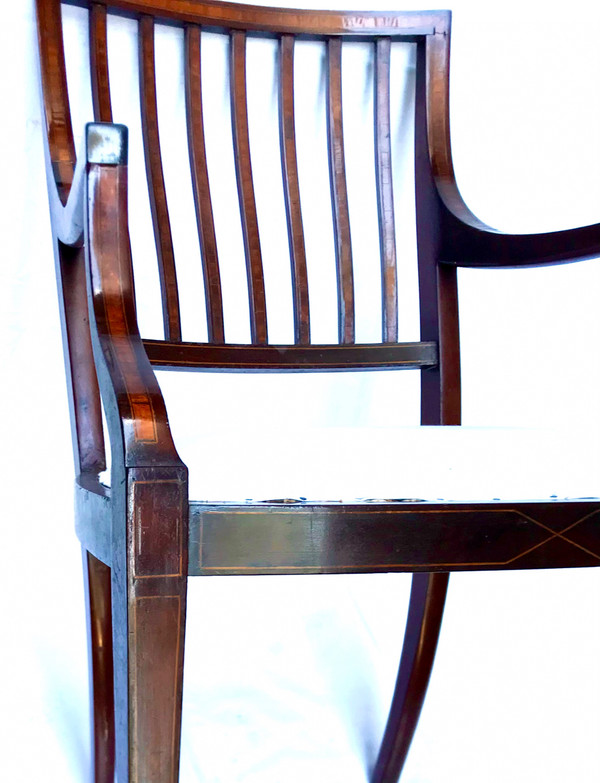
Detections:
[37, 1, 600, 782]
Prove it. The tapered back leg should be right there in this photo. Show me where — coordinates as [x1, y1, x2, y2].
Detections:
[83, 550, 116, 783]
[371, 573, 449, 782]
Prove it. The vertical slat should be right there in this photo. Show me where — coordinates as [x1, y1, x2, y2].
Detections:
[279, 34, 310, 345]
[90, 3, 113, 123]
[375, 37, 398, 343]
[139, 15, 182, 342]
[326, 37, 354, 344]
[230, 30, 268, 345]
[35, 0, 76, 202]
[185, 25, 225, 343]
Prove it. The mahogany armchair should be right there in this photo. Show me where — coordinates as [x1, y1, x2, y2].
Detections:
[37, 1, 600, 781]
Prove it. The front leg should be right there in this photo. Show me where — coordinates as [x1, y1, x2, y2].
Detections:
[112, 466, 188, 783]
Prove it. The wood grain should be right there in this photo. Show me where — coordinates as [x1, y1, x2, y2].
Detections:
[185, 24, 225, 342]
[230, 29, 268, 344]
[74, 481, 600, 576]
[37, 4, 600, 781]
[424, 27, 600, 267]
[414, 40, 460, 427]
[327, 37, 354, 344]
[142, 338, 438, 371]
[59, 244, 107, 473]
[84, 125, 184, 465]
[90, 3, 113, 122]
[372, 573, 448, 783]
[374, 37, 398, 343]
[189, 499, 600, 574]
[83, 550, 115, 783]
[139, 15, 182, 342]
[61, 0, 444, 38]
[36, 0, 76, 202]
[279, 34, 310, 344]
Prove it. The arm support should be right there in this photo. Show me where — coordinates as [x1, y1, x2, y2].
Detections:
[83, 122, 184, 470]
[426, 28, 600, 268]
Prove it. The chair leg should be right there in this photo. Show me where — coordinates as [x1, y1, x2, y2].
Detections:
[111, 578, 188, 782]
[112, 469, 188, 783]
[83, 549, 115, 783]
[371, 572, 449, 783]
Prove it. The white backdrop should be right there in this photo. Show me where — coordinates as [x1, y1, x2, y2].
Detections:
[2, 0, 600, 781]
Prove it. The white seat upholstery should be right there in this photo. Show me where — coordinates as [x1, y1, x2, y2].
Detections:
[100, 372, 600, 502]
[176, 425, 599, 503]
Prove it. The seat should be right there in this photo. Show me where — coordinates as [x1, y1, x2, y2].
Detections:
[36, 1, 600, 782]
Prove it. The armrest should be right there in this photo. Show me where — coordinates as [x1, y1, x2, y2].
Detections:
[426, 30, 600, 268]
[83, 122, 184, 470]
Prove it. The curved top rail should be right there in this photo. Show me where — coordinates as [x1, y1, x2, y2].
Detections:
[64, 0, 449, 37]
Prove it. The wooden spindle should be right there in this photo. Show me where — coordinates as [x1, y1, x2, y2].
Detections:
[90, 3, 113, 123]
[375, 37, 398, 343]
[185, 25, 225, 343]
[279, 34, 310, 345]
[326, 37, 354, 344]
[230, 29, 268, 345]
[139, 15, 182, 342]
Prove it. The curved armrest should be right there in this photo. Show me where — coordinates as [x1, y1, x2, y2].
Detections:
[83, 122, 184, 470]
[426, 29, 600, 268]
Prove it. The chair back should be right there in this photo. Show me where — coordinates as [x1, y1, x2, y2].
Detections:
[37, 0, 459, 443]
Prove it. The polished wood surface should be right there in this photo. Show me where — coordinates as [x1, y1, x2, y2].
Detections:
[327, 36, 355, 344]
[37, 0, 76, 202]
[139, 15, 182, 342]
[279, 33, 310, 344]
[424, 28, 600, 267]
[84, 126, 189, 782]
[83, 550, 115, 783]
[142, 338, 438, 371]
[63, 0, 444, 37]
[77, 486, 600, 576]
[90, 3, 112, 122]
[37, 2, 599, 782]
[374, 37, 398, 343]
[373, 573, 448, 783]
[230, 28, 268, 344]
[185, 24, 225, 342]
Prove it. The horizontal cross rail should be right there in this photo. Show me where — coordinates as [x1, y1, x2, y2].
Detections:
[142, 339, 438, 370]
[191, 499, 600, 574]
[75, 477, 600, 575]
